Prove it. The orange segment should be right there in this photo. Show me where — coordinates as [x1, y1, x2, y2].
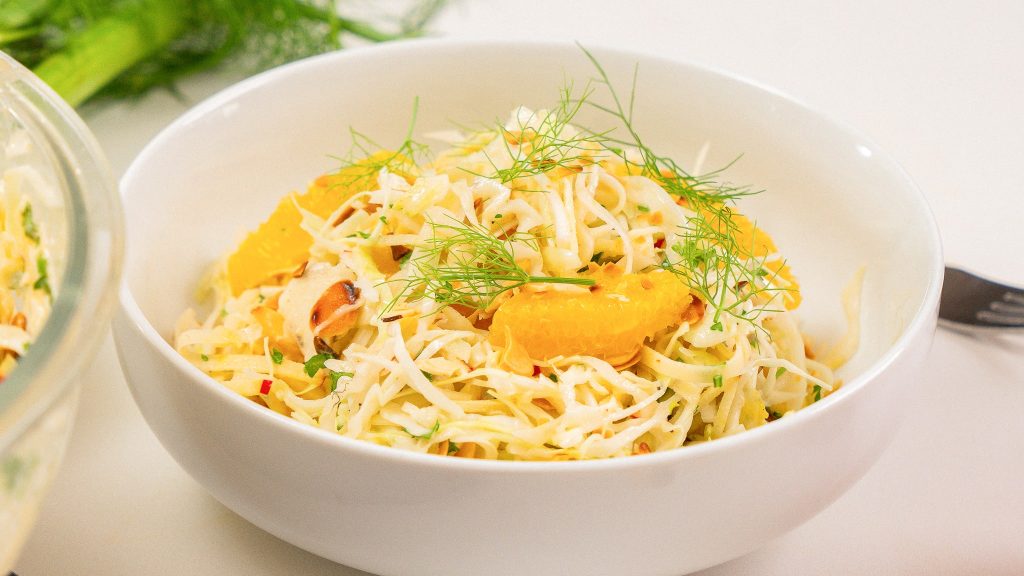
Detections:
[489, 268, 693, 363]
[226, 195, 307, 296]
[226, 151, 412, 295]
[725, 211, 776, 257]
[763, 258, 801, 310]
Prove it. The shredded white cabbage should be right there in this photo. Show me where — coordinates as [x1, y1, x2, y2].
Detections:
[0, 164, 54, 378]
[175, 106, 857, 461]
[0, 133, 59, 572]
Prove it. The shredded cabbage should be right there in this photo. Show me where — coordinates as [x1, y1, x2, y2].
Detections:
[175, 106, 858, 461]
[0, 165, 54, 378]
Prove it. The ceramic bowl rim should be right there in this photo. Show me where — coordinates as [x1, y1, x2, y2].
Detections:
[118, 37, 944, 473]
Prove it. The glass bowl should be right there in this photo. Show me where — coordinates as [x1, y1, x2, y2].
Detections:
[0, 52, 122, 571]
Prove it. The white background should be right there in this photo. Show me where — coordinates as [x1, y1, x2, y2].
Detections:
[16, 1, 1024, 574]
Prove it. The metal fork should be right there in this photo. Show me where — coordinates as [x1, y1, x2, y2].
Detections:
[939, 267, 1024, 329]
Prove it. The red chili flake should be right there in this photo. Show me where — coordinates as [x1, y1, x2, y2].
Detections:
[654, 238, 666, 249]
[532, 365, 542, 377]
[260, 379, 272, 395]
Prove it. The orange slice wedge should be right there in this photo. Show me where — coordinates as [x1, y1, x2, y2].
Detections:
[225, 151, 411, 295]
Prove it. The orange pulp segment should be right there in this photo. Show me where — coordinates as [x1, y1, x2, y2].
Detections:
[490, 268, 693, 363]
[226, 151, 411, 295]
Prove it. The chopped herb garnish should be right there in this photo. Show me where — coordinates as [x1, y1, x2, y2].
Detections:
[813, 384, 822, 402]
[33, 256, 50, 297]
[775, 367, 787, 378]
[22, 204, 40, 244]
[547, 373, 558, 382]
[329, 370, 353, 392]
[303, 353, 334, 377]
[493, 213, 503, 219]
[200, 354, 209, 362]
[636, 204, 650, 213]
[379, 215, 388, 225]
[271, 348, 284, 364]
[710, 321, 723, 332]
[447, 441, 460, 454]
[713, 374, 723, 388]
[405, 420, 440, 440]
[580, 251, 606, 272]
[355, 231, 371, 239]
[421, 370, 434, 381]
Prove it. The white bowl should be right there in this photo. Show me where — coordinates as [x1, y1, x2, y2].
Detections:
[113, 40, 942, 576]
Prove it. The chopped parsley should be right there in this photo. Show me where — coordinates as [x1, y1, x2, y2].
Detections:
[200, 354, 209, 362]
[813, 384, 822, 402]
[710, 321, 723, 332]
[636, 204, 650, 213]
[421, 370, 434, 381]
[22, 204, 39, 244]
[270, 348, 284, 364]
[33, 256, 51, 297]
[303, 353, 334, 377]
[547, 373, 558, 382]
[775, 366, 787, 378]
[328, 370, 353, 392]
[447, 441, 460, 454]
[405, 420, 440, 440]
[712, 374, 723, 388]
[578, 251, 606, 273]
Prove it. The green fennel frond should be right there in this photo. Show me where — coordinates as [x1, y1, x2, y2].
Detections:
[659, 210, 791, 331]
[464, 80, 613, 189]
[383, 219, 595, 314]
[576, 44, 788, 328]
[328, 96, 430, 192]
[0, 0, 448, 106]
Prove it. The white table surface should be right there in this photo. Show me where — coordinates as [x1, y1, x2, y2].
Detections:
[16, 1, 1024, 574]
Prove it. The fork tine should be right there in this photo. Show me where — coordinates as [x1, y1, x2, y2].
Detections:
[989, 301, 1024, 316]
[940, 267, 1024, 328]
[976, 311, 1024, 326]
